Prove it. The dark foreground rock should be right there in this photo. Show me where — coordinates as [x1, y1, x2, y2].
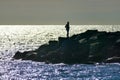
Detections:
[13, 30, 120, 64]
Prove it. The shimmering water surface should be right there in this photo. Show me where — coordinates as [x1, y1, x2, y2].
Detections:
[0, 25, 120, 80]
[0, 60, 120, 80]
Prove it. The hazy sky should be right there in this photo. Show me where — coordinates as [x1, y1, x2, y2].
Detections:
[0, 0, 120, 25]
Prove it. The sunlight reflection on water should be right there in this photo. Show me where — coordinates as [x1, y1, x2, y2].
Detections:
[0, 25, 120, 55]
[0, 25, 120, 80]
[0, 60, 120, 80]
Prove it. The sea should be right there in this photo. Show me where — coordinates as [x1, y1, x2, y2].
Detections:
[0, 25, 120, 80]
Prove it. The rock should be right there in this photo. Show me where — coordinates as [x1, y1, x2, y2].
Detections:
[105, 57, 120, 63]
[13, 51, 23, 59]
[13, 51, 37, 60]
[13, 30, 120, 64]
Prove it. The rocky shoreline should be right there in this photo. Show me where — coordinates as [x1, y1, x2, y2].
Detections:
[13, 30, 120, 64]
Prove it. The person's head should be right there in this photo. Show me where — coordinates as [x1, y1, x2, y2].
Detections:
[67, 21, 69, 24]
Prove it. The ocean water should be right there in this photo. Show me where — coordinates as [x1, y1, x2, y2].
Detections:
[0, 25, 120, 80]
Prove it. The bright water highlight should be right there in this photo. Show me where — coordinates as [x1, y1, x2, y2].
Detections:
[0, 25, 120, 80]
[0, 60, 120, 80]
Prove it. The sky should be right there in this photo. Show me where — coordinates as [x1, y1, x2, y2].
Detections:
[0, 0, 120, 25]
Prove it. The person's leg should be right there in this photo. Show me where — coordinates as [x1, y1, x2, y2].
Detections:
[67, 31, 69, 38]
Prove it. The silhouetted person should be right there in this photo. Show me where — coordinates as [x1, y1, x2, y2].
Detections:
[65, 21, 70, 38]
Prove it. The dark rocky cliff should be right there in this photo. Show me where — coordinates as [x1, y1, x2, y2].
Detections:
[13, 30, 120, 64]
